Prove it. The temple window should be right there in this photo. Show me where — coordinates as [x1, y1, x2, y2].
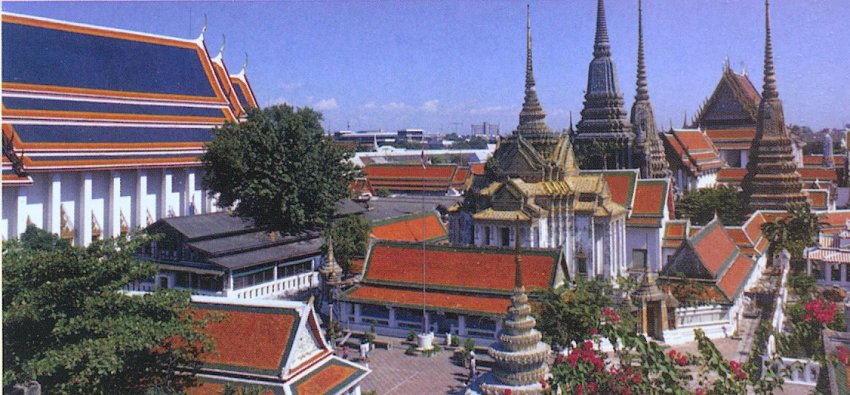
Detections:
[632, 249, 647, 272]
[831, 264, 840, 282]
[501, 227, 510, 247]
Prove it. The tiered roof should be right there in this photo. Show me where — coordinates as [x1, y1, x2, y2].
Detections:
[338, 242, 566, 316]
[692, 65, 761, 130]
[363, 164, 459, 194]
[662, 129, 724, 175]
[371, 212, 447, 243]
[1, 13, 257, 176]
[661, 219, 756, 303]
[705, 129, 757, 151]
[804, 155, 846, 168]
[185, 297, 368, 394]
[582, 170, 672, 227]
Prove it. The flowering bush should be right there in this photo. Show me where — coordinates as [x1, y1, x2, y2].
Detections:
[803, 298, 838, 325]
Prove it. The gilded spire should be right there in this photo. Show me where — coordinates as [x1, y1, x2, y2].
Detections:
[594, 0, 611, 57]
[517, 4, 549, 137]
[762, 0, 778, 99]
[635, 0, 649, 102]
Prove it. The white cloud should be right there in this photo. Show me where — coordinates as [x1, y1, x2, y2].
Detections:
[277, 82, 304, 89]
[314, 98, 339, 111]
[362, 101, 378, 109]
[382, 101, 410, 111]
[267, 96, 290, 106]
[469, 105, 515, 115]
[420, 99, 439, 113]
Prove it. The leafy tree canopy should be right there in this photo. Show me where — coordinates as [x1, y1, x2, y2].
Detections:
[202, 105, 359, 234]
[676, 186, 745, 226]
[3, 227, 212, 394]
[326, 215, 371, 274]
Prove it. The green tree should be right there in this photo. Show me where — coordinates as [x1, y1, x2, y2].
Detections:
[327, 215, 371, 274]
[676, 186, 745, 226]
[202, 105, 359, 234]
[3, 229, 213, 394]
[761, 203, 823, 259]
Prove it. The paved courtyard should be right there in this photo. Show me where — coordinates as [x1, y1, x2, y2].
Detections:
[353, 344, 469, 395]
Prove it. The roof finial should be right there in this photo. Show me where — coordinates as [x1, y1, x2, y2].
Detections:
[635, 0, 649, 102]
[516, 4, 549, 136]
[569, 111, 574, 133]
[218, 34, 226, 56]
[762, 0, 778, 99]
[594, 0, 611, 57]
[201, 14, 207, 36]
[683, 111, 688, 128]
[242, 52, 249, 73]
[724, 56, 731, 71]
[525, 4, 534, 92]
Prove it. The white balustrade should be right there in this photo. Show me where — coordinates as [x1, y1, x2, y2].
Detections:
[229, 272, 318, 300]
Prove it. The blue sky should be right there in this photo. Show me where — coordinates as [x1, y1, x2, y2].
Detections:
[5, 1, 849, 133]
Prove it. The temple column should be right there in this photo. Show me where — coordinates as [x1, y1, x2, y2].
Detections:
[185, 170, 196, 215]
[160, 169, 172, 218]
[135, 170, 147, 229]
[78, 172, 93, 246]
[458, 315, 467, 336]
[640, 301, 649, 336]
[108, 171, 121, 238]
[354, 304, 362, 323]
[660, 300, 669, 332]
[15, 188, 26, 238]
[47, 173, 61, 235]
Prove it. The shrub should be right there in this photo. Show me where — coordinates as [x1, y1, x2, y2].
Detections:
[406, 330, 417, 342]
[450, 334, 460, 347]
[405, 346, 417, 356]
[376, 188, 391, 198]
[464, 338, 476, 352]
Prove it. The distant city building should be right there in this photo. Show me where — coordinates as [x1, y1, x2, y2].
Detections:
[333, 129, 425, 151]
[1, 13, 258, 246]
[397, 128, 425, 141]
[470, 122, 500, 137]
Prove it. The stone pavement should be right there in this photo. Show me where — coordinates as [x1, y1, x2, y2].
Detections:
[354, 345, 471, 395]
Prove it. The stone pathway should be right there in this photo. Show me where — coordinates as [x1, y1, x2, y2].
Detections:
[354, 344, 471, 394]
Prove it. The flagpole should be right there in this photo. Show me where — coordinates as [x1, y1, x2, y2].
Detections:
[421, 141, 427, 335]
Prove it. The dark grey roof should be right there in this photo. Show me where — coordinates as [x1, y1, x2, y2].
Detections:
[208, 236, 322, 270]
[336, 199, 369, 217]
[157, 212, 255, 240]
[187, 231, 320, 257]
[363, 195, 462, 222]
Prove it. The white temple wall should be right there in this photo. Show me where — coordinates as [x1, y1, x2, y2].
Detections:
[696, 171, 718, 190]
[3, 167, 216, 246]
[626, 226, 663, 273]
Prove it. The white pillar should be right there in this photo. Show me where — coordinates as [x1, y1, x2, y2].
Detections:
[109, 171, 121, 238]
[15, 188, 26, 238]
[47, 173, 61, 235]
[78, 172, 93, 246]
[185, 169, 196, 215]
[161, 169, 172, 218]
[136, 170, 147, 229]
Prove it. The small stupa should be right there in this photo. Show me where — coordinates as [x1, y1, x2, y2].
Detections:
[469, 222, 550, 395]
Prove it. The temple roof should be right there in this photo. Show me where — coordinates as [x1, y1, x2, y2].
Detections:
[371, 212, 447, 243]
[804, 155, 845, 168]
[363, 163, 459, 194]
[661, 219, 756, 302]
[1, 13, 257, 174]
[185, 297, 368, 394]
[338, 241, 566, 316]
[705, 128, 757, 150]
[692, 65, 761, 130]
[662, 129, 724, 175]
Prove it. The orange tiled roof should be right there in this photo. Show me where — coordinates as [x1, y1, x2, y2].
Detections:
[705, 129, 756, 142]
[186, 378, 278, 395]
[363, 242, 558, 292]
[192, 302, 298, 376]
[803, 155, 845, 167]
[371, 212, 447, 243]
[452, 167, 470, 186]
[470, 163, 486, 176]
[592, 170, 638, 209]
[632, 180, 667, 217]
[663, 129, 724, 175]
[349, 258, 365, 275]
[799, 167, 838, 182]
[342, 285, 510, 315]
[717, 254, 755, 299]
[691, 221, 739, 275]
[364, 164, 458, 193]
[290, 358, 369, 395]
[662, 220, 689, 248]
[805, 189, 829, 210]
